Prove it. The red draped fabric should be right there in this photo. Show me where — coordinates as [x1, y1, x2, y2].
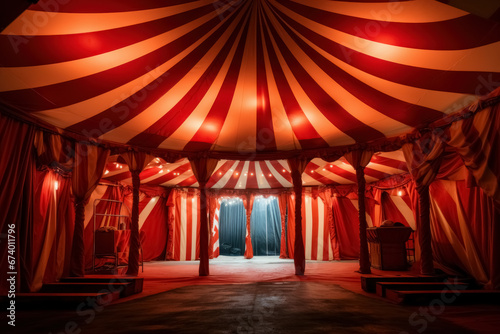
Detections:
[318, 188, 340, 260]
[120, 151, 154, 275]
[381, 192, 414, 228]
[83, 185, 122, 269]
[34, 131, 73, 170]
[136, 194, 169, 261]
[243, 194, 255, 259]
[0, 114, 35, 294]
[331, 196, 360, 260]
[447, 89, 500, 202]
[287, 158, 310, 275]
[168, 189, 201, 261]
[429, 180, 500, 289]
[403, 132, 445, 275]
[166, 191, 175, 261]
[70, 143, 109, 276]
[344, 150, 373, 273]
[31, 170, 74, 291]
[189, 158, 218, 275]
[208, 195, 221, 259]
[278, 192, 288, 259]
[286, 192, 333, 261]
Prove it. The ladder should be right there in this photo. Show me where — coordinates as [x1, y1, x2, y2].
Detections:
[92, 199, 142, 272]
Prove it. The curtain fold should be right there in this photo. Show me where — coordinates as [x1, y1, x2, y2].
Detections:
[120, 151, 154, 275]
[318, 188, 340, 260]
[34, 131, 73, 170]
[70, 143, 109, 277]
[209, 195, 221, 259]
[429, 180, 500, 289]
[189, 158, 218, 276]
[287, 192, 333, 261]
[31, 170, 73, 291]
[168, 189, 201, 261]
[447, 95, 500, 202]
[287, 157, 310, 275]
[137, 195, 169, 261]
[0, 114, 36, 294]
[243, 194, 254, 259]
[344, 150, 373, 273]
[219, 199, 246, 256]
[331, 196, 360, 260]
[278, 193, 288, 258]
[251, 197, 281, 256]
[403, 132, 445, 275]
[84, 185, 123, 269]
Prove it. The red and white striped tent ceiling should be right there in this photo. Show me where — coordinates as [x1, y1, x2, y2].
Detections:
[1, 0, 499, 188]
[104, 151, 407, 189]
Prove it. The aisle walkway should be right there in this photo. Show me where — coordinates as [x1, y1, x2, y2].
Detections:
[8, 258, 500, 333]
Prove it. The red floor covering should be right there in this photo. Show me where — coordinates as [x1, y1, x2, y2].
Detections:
[101, 257, 500, 333]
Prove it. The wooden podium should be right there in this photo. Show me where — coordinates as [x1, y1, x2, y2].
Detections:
[367, 226, 413, 270]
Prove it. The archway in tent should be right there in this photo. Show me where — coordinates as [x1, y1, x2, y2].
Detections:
[250, 196, 281, 256]
[218, 198, 246, 256]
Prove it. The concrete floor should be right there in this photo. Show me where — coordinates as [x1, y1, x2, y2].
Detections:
[5, 258, 500, 333]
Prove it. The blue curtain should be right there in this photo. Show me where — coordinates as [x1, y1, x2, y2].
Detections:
[219, 199, 246, 256]
[251, 197, 281, 256]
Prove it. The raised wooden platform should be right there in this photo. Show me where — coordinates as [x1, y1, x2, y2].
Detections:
[3, 277, 144, 310]
[40, 282, 135, 298]
[361, 275, 445, 293]
[376, 281, 470, 297]
[59, 276, 144, 295]
[362, 274, 500, 306]
[385, 289, 500, 305]
[12, 291, 121, 309]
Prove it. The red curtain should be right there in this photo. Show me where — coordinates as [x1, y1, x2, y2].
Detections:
[31, 170, 74, 290]
[286, 192, 333, 261]
[278, 192, 289, 258]
[447, 92, 500, 202]
[167, 189, 202, 261]
[70, 143, 109, 276]
[331, 196, 360, 259]
[0, 114, 35, 294]
[429, 180, 500, 289]
[381, 192, 413, 227]
[189, 157, 218, 275]
[243, 194, 254, 259]
[120, 151, 154, 275]
[83, 185, 122, 269]
[287, 157, 310, 275]
[34, 131, 73, 169]
[137, 194, 169, 261]
[208, 194, 221, 259]
[318, 188, 340, 260]
[344, 150, 374, 273]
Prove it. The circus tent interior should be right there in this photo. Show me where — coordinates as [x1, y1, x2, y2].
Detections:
[1, 0, 500, 332]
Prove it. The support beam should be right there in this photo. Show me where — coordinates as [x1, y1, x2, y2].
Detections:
[199, 183, 209, 276]
[126, 171, 141, 276]
[188, 157, 218, 276]
[356, 167, 371, 274]
[244, 194, 253, 259]
[70, 201, 85, 277]
[291, 169, 305, 275]
[417, 185, 434, 275]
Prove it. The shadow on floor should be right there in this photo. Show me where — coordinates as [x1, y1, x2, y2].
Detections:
[9, 281, 473, 334]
